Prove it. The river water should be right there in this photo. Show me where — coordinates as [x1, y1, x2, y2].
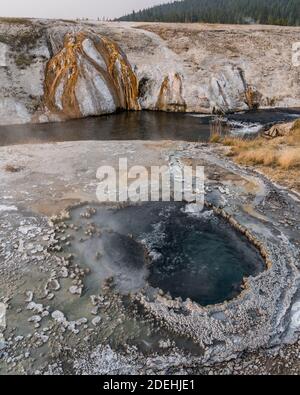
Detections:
[0, 108, 299, 146]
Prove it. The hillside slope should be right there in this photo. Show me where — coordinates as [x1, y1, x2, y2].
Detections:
[119, 0, 300, 26]
[0, 19, 300, 125]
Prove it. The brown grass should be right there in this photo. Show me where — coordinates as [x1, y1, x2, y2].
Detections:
[215, 132, 300, 170]
[292, 119, 300, 131]
[210, 133, 222, 143]
[212, 119, 300, 191]
[287, 124, 300, 145]
[277, 148, 300, 169]
[236, 148, 277, 166]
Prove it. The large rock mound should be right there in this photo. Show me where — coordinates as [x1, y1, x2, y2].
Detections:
[0, 19, 300, 125]
[44, 31, 140, 121]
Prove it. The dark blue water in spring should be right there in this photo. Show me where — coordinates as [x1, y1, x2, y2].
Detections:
[66, 203, 265, 306]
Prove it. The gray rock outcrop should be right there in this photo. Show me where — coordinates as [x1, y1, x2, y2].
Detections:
[0, 18, 300, 125]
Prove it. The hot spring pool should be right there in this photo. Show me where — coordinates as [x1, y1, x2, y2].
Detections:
[61, 202, 265, 306]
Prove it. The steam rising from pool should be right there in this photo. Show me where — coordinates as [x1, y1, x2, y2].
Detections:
[63, 203, 265, 306]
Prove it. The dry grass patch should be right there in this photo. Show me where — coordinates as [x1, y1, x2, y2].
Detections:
[287, 124, 300, 145]
[213, 133, 300, 170]
[211, 120, 300, 191]
[292, 119, 300, 131]
[236, 148, 277, 166]
[277, 148, 300, 169]
[210, 133, 222, 143]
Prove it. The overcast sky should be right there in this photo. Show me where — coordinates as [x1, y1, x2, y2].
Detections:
[0, 0, 170, 20]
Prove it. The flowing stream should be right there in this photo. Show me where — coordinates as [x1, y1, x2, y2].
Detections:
[0, 108, 299, 146]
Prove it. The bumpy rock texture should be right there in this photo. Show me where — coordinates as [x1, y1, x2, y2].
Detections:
[264, 120, 295, 138]
[0, 18, 300, 124]
[44, 31, 140, 120]
[0, 140, 300, 373]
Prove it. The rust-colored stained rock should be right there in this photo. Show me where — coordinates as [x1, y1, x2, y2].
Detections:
[101, 37, 140, 111]
[245, 85, 261, 110]
[156, 72, 187, 112]
[44, 32, 140, 120]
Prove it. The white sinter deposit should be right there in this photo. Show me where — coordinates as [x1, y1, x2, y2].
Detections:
[0, 19, 300, 125]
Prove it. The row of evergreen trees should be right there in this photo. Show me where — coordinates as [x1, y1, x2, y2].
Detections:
[119, 0, 300, 26]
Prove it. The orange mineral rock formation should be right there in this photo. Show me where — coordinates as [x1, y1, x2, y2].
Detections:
[101, 37, 140, 111]
[245, 85, 261, 110]
[44, 32, 140, 120]
[156, 72, 186, 112]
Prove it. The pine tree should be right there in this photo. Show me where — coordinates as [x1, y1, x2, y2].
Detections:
[118, 0, 300, 26]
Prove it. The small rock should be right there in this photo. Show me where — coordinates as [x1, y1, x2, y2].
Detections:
[28, 315, 42, 324]
[25, 291, 34, 303]
[92, 316, 102, 327]
[69, 286, 82, 296]
[51, 310, 65, 324]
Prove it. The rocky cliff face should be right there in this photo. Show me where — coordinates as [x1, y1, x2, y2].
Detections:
[0, 18, 300, 125]
[44, 31, 139, 121]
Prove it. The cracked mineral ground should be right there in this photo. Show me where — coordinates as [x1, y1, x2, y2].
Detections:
[0, 113, 300, 374]
[0, 18, 300, 375]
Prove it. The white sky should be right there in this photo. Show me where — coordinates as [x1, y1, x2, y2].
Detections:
[0, 0, 170, 20]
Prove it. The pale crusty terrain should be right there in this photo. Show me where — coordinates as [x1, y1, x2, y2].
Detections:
[0, 18, 300, 125]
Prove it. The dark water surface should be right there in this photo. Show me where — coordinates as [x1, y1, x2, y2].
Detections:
[65, 203, 265, 306]
[144, 204, 265, 306]
[0, 108, 299, 146]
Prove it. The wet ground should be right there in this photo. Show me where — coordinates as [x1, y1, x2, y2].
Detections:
[61, 202, 265, 306]
[0, 139, 299, 374]
[0, 104, 300, 374]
